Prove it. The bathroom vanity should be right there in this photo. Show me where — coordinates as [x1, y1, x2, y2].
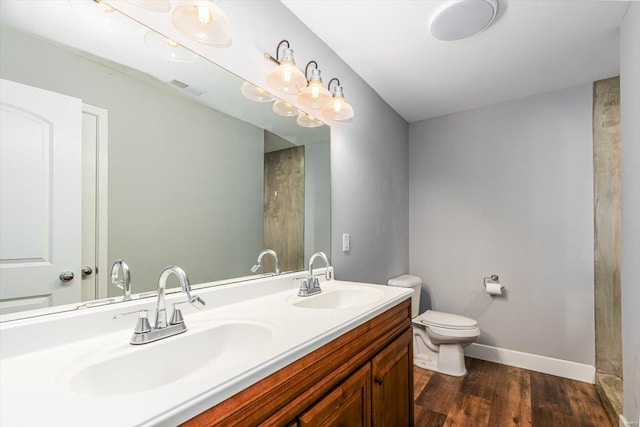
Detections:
[0, 273, 413, 426]
[185, 296, 412, 426]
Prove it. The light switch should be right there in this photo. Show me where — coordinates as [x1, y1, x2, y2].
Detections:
[342, 233, 350, 252]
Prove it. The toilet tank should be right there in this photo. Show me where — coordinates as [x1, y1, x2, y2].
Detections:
[387, 274, 422, 318]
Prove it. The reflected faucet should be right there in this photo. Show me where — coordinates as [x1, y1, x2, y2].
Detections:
[114, 265, 205, 345]
[297, 252, 331, 297]
[250, 249, 280, 275]
[110, 259, 131, 301]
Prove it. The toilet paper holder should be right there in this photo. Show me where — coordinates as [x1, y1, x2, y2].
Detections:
[483, 274, 504, 290]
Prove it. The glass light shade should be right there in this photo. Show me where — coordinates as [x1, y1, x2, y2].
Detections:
[240, 82, 275, 103]
[322, 86, 354, 121]
[172, 0, 232, 47]
[272, 100, 299, 117]
[266, 48, 307, 95]
[144, 31, 198, 61]
[296, 112, 325, 128]
[125, 0, 171, 12]
[298, 69, 331, 109]
[69, 0, 141, 33]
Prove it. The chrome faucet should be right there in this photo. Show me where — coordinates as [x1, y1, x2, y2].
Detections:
[110, 259, 132, 301]
[114, 265, 205, 345]
[297, 252, 331, 297]
[155, 265, 205, 329]
[250, 249, 280, 275]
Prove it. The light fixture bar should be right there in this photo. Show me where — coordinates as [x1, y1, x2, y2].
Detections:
[264, 40, 290, 65]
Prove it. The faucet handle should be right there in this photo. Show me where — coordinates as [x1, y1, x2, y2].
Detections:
[169, 295, 205, 325]
[169, 305, 185, 325]
[187, 295, 206, 310]
[293, 276, 310, 290]
[113, 309, 151, 334]
[309, 276, 321, 290]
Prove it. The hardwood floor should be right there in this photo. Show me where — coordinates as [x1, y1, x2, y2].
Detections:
[414, 358, 612, 427]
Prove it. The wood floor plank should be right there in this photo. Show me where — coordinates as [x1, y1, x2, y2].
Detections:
[459, 358, 501, 401]
[414, 404, 447, 427]
[414, 358, 612, 427]
[567, 379, 613, 426]
[530, 371, 574, 416]
[415, 369, 465, 414]
[414, 367, 435, 400]
[532, 407, 593, 427]
[443, 393, 491, 427]
[487, 365, 532, 427]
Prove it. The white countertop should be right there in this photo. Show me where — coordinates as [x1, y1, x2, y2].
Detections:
[0, 273, 411, 426]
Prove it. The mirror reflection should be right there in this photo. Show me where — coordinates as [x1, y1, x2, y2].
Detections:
[0, 1, 330, 319]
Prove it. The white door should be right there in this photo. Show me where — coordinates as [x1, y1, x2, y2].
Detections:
[0, 78, 82, 314]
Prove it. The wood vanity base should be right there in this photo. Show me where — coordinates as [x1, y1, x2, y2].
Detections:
[183, 299, 413, 426]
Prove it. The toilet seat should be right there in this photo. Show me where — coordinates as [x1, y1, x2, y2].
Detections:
[414, 310, 478, 330]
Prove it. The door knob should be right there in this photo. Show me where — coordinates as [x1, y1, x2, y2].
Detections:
[59, 271, 75, 282]
[374, 377, 383, 385]
[82, 266, 93, 277]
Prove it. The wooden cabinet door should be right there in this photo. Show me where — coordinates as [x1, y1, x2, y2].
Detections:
[371, 328, 413, 426]
[298, 362, 371, 427]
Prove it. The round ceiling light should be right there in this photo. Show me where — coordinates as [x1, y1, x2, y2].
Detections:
[430, 0, 498, 41]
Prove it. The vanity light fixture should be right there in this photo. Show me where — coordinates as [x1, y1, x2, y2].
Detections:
[297, 61, 332, 110]
[125, 0, 171, 13]
[322, 78, 354, 121]
[265, 40, 308, 95]
[272, 100, 300, 117]
[240, 82, 276, 103]
[144, 31, 198, 61]
[296, 112, 324, 128]
[172, 0, 232, 47]
[69, 0, 141, 33]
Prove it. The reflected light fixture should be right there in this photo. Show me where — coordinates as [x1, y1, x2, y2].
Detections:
[265, 40, 307, 95]
[322, 78, 354, 121]
[125, 0, 171, 12]
[172, 0, 232, 47]
[144, 31, 198, 61]
[69, 0, 141, 32]
[241, 82, 276, 103]
[298, 61, 332, 109]
[296, 112, 324, 128]
[272, 100, 299, 117]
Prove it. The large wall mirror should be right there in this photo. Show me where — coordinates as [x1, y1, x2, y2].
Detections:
[0, 1, 330, 320]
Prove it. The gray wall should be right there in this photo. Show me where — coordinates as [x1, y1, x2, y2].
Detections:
[620, 2, 640, 422]
[0, 26, 264, 292]
[408, 85, 595, 364]
[124, 0, 411, 285]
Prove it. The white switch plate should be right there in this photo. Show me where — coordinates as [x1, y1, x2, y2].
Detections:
[342, 233, 350, 252]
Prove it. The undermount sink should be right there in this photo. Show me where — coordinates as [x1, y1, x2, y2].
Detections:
[288, 286, 385, 310]
[67, 321, 273, 396]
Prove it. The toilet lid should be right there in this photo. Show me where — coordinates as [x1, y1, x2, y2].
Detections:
[416, 310, 478, 330]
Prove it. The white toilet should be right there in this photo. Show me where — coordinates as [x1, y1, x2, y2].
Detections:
[387, 274, 480, 376]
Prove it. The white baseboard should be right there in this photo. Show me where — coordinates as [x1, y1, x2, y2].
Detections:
[465, 343, 596, 383]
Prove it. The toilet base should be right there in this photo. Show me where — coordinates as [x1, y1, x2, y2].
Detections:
[413, 327, 468, 377]
[435, 343, 467, 376]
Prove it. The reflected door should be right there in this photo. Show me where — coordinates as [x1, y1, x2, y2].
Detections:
[0, 79, 82, 314]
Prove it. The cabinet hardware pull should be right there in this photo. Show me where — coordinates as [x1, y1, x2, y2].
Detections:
[374, 377, 383, 385]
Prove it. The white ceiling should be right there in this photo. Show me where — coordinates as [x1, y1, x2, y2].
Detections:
[282, 0, 630, 123]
